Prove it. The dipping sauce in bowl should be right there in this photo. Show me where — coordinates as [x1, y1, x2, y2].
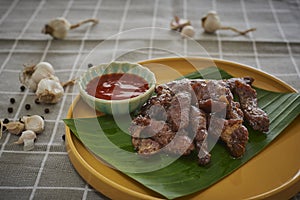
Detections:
[78, 62, 156, 115]
[86, 73, 149, 100]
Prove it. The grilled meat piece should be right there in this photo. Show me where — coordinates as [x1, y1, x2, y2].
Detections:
[208, 115, 248, 158]
[233, 80, 269, 132]
[167, 91, 192, 131]
[164, 129, 195, 155]
[190, 106, 211, 165]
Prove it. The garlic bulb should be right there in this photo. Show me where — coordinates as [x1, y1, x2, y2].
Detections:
[36, 75, 64, 104]
[181, 25, 195, 38]
[21, 115, 44, 134]
[42, 17, 98, 39]
[4, 122, 25, 135]
[14, 130, 36, 151]
[201, 11, 256, 35]
[201, 11, 221, 33]
[19, 62, 55, 91]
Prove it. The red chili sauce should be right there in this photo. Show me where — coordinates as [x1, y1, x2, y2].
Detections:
[86, 73, 149, 100]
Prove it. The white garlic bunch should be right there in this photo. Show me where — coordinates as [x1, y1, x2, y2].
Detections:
[20, 62, 55, 91]
[14, 130, 37, 151]
[201, 11, 256, 35]
[42, 17, 99, 39]
[181, 25, 195, 38]
[35, 75, 64, 104]
[21, 115, 44, 134]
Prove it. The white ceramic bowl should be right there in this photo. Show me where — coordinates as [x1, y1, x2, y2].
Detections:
[78, 62, 156, 115]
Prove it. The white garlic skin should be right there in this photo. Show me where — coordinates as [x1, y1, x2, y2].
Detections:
[202, 11, 222, 33]
[22, 115, 44, 134]
[36, 76, 64, 104]
[31, 62, 55, 84]
[181, 25, 195, 38]
[42, 17, 71, 39]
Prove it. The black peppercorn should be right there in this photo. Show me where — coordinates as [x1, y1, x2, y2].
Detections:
[3, 118, 9, 124]
[10, 98, 15, 104]
[20, 85, 25, 92]
[34, 98, 40, 104]
[88, 63, 93, 68]
[25, 104, 31, 110]
[8, 107, 13, 113]
[44, 108, 50, 114]
[62, 134, 65, 141]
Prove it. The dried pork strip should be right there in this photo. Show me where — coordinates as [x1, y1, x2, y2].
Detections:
[167, 92, 192, 131]
[190, 106, 211, 165]
[164, 129, 195, 155]
[208, 115, 249, 157]
[233, 80, 269, 132]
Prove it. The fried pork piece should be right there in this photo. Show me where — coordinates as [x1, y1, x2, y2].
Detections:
[208, 115, 249, 158]
[232, 80, 270, 132]
[190, 106, 211, 165]
[164, 129, 195, 155]
[167, 91, 192, 131]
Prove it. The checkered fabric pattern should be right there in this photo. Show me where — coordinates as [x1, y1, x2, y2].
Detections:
[0, 0, 299, 199]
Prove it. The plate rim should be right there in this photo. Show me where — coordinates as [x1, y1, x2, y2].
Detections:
[65, 57, 300, 199]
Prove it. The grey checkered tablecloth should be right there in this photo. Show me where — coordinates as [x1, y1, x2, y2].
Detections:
[0, 0, 299, 199]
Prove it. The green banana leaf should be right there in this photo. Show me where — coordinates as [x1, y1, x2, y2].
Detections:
[63, 67, 300, 199]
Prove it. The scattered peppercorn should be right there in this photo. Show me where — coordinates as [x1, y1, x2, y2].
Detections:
[8, 107, 13, 113]
[88, 63, 93, 68]
[20, 85, 25, 92]
[34, 98, 40, 104]
[10, 98, 15, 104]
[62, 134, 65, 141]
[25, 104, 31, 110]
[44, 108, 50, 114]
[3, 118, 9, 124]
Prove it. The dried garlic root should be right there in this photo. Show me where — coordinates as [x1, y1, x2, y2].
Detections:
[42, 17, 99, 39]
[201, 11, 256, 35]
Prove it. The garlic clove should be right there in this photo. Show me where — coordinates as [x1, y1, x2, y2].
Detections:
[14, 130, 36, 151]
[181, 25, 195, 38]
[31, 62, 55, 84]
[42, 17, 71, 39]
[201, 11, 221, 33]
[22, 115, 44, 134]
[36, 76, 64, 104]
[42, 17, 98, 39]
[4, 122, 25, 135]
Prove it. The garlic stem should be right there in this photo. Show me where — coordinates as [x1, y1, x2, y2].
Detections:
[70, 18, 99, 30]
[61, 79, 76, 88]
[220, 26, 256, 35]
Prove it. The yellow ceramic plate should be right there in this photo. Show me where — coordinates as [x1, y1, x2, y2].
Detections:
[65, 57, 300, 200]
